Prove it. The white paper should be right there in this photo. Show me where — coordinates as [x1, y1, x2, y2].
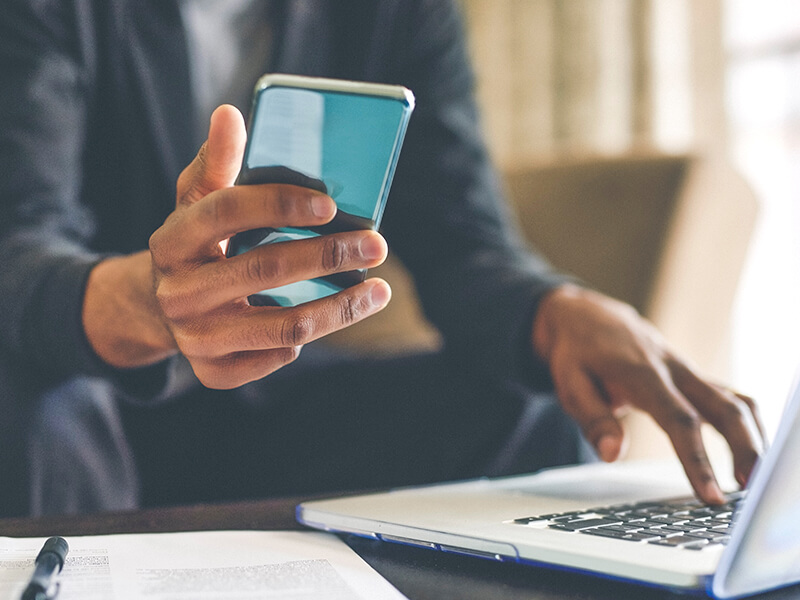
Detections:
[0, 531, 407, 600]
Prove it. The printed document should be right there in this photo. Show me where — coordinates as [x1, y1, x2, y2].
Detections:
[0, 530, 407, 599]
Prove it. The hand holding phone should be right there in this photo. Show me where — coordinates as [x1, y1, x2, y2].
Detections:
[144, 104, 393, 389]
[226, 74, 415, 307]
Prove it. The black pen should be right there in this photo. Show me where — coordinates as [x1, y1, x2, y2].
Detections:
[21, 537, 69, 600]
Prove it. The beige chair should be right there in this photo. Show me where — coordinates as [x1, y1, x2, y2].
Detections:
[502, 153, 759, 459]
[503, 153, 758, 375]
[324, 152, 759, 459]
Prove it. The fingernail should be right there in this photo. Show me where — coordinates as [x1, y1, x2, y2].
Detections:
[359, 234, 386, 261]
[597, 435, 621, 462]
[311, 195, 335, 219]
[368, 281, 391, 308]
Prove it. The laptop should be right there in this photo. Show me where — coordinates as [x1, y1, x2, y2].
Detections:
[298, 373, 800, 598]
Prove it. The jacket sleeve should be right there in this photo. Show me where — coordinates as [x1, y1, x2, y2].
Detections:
[379, 0, 570, 385]
[0, 0, 184, 401]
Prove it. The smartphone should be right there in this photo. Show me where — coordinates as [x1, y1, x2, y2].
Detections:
[226, 74, 415, 307]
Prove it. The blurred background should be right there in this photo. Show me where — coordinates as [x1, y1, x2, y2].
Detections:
[456, 0, 800, 442]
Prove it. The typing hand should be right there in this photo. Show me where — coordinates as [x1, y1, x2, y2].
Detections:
[531, 284, 766, 504]
[146, 105, 390, 388]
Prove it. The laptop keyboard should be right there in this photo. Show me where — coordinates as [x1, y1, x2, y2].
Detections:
[511, 491, 746, 551]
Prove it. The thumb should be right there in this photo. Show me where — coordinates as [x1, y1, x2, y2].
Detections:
[557, 369, 626, 462]
[177, 104, 247, 207]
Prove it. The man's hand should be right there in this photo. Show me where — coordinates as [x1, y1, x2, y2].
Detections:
[532, 284, 766, 504]
[83, 105, 391, 388]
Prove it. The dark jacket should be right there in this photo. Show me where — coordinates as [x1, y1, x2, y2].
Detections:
[0, 0, 565, 515]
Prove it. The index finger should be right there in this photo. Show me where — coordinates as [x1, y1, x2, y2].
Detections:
[166, 184, 337, 263]
[633, 375, 726, 504]
[669, 358, 765, 488]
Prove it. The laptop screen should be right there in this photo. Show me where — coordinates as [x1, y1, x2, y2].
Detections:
[713, 373, 800, 598]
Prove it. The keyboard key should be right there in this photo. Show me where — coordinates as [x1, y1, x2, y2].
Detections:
[516, 490, 745, 551]
[685, 531, 728, 541]
[632, 508, 669, 518]
[618, 515, 648, 523]
[549, 518, 623, 531]
[689, 507, 718, 517]
[551, 515, 584, 522]
[587, 507, 618, 515]
[601, 524, 647, 533]
[581, 528, 662, 542]
[705, 519, 733, 528]
[512, 511, 584, 523]
[648, 516, 690, 526]
[650, 536, 709, 548]
[635, 529, 670, 538]
[684, 519, 713, 528]
[683, 542, 710, 551]
[660, 525, 698, 534]
[672, 524, 709, 533]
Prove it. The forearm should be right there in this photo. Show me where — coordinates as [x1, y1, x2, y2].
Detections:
[82, 251, 178, 368]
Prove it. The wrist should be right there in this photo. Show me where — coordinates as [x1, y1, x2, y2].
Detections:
[531, 283, 585, 363]
[82, 252, 178, 368]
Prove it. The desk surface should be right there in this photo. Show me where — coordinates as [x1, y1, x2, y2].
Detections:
[0, 497, 798, 600]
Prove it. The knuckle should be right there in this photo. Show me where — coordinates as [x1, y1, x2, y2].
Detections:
[176, 166, 192, 197]
[154, 281, 186, 321]
[200, 187, 234, 225]
[719, 398, 748, 427]
[149, 227, 173, 270]
[622, 357, 660, 382]
[554, 386, 580, 415]
[245, 252, 284, 285]
[149, 211, 194, 272]
[172, 325, 209, 359]
[687, 450, 712, 468]
[669, 408, 702, 432]
[280, 313, 315, 346]
[321, 236, 348, 272]
[148, 229, 163, 256]
[339, 293, 361, 325]
[270, 186, 301, 222]
[739, 446, 761, 468]
[686, 452, 715, 484]
[695, 467, 716, 485]
[583, 415, 618, 439]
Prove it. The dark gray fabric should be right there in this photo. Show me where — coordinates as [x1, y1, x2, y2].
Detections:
[22, 347, 591, 513]
[28, 378, 139, 516]
[0, 0, 576, 516]
[0, 0, 566, 392]
[119, 346, 593, 508]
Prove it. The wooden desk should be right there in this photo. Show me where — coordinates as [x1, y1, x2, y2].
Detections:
[1, 498, 798, 600]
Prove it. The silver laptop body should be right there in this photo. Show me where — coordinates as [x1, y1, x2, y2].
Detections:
[298, 374, 800, 598]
